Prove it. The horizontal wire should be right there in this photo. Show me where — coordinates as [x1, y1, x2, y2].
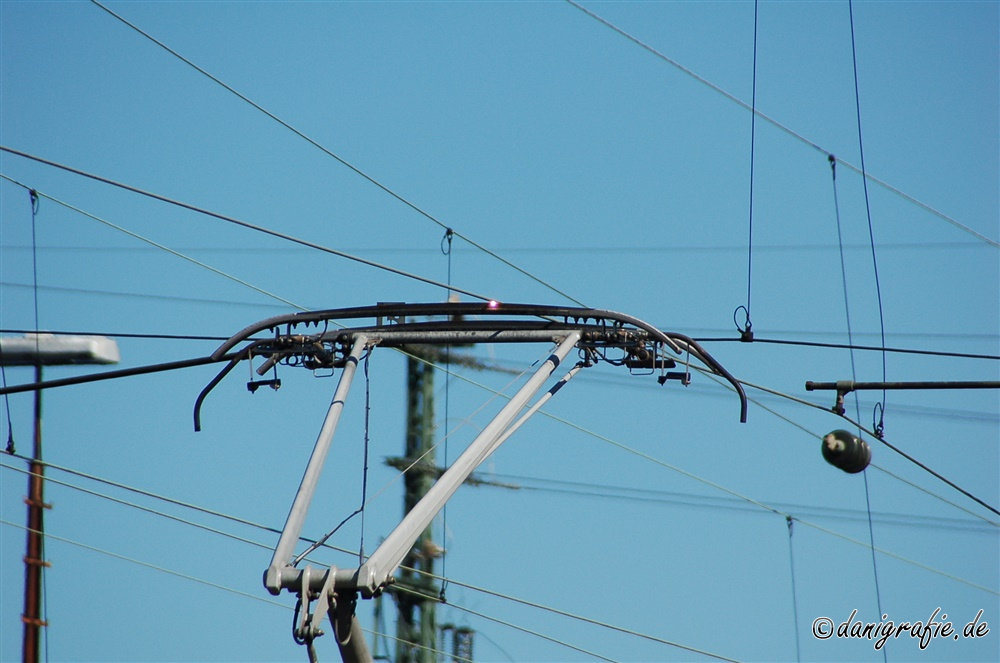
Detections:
[489, 473, 995, 533]
[88, 0, 585, 308]
[0, 281, 292, 312]
[699, 335, 1000, 362]
[1, 241, 988, 255]
[1, 320, 993, 526]
[2, 313, 996, 366]
[482, 354, 999, 424]
[0, 150, 492, 302]
[564, 0, 1000, 249]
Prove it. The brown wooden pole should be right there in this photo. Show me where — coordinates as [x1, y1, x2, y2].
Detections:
[22, 364, 49, 663]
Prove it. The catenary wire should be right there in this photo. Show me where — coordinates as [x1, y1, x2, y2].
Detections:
[0, 149, 494, 303]
[87, 0, 586, 308]
[3, 174, 573, 391]
[475, 353, 999, 424]
[564, 0, 1000, 249]
[404, 579, 730, 663]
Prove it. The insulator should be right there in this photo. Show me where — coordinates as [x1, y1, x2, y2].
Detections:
[821, 429, 871, 474]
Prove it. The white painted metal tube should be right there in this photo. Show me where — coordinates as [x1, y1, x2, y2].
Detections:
[265, 336, 368, 594]
[356, 332, 581, 596]
[487, 362, 584, 453]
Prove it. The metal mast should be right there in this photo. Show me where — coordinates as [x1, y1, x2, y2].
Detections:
[393, 350, 441, 662]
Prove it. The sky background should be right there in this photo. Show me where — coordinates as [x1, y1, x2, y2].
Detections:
[0, 1, 997, 662]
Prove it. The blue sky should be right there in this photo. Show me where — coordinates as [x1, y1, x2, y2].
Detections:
[1, 1, 997, 661]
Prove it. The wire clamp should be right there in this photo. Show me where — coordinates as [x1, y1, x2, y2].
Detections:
[248, 378, 281, 393]
[292, 565, 340, 660]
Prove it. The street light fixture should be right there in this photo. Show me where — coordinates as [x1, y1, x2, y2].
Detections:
[0, 333, 119, 663]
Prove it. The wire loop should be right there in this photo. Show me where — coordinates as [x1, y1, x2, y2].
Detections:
[733, 305, 753, 342]
[873, 402, 885, 439]
[440, 228, 454, 255]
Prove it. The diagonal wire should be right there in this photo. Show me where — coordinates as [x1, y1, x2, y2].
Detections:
[88, 0, 586, 307]
[0, 518, 288, 608]
[404, 578, 745, 662]
[395, 586, 622, 663]
[1, 174, 306, 311]
[564, 0, 1000, 249]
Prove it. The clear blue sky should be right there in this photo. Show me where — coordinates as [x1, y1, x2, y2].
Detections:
[1, 1, 997, 661]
